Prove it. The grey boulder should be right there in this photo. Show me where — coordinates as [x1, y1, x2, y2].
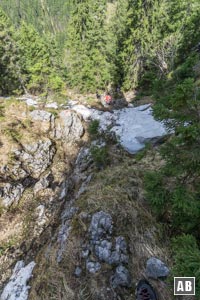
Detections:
[15, 139, 55, 178]
[94, 240, 112, 262]
[146, 257, 170, 279]
[89, 211, 113, 241]
[30, 110, 53, 122]
[86, 261, 101, 274]
[111, 265, 131, 288]
[55, 110, 84, 142]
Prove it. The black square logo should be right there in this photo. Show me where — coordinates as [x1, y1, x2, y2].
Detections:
[174, 277, 195, 295]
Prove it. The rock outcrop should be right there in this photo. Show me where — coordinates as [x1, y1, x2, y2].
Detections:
[0, 261, 36, 300]
[0, 183, 24, 207]
[81, 211, 131, 288]
[55, 110, 84, 142]
[0, 99, 172, 300]
[15, 139, 55, 179]
[29, 110, 55, 133]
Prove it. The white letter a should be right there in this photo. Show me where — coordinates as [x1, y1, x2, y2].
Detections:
[177, 281, 184, 291]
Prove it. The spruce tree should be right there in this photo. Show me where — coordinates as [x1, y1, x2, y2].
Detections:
[65, 0, 112, 92]
[16, 22, 64, 95]
[121, 0, 169, 90]
[0, 8, 23, 95]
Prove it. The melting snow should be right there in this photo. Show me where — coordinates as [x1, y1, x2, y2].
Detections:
[72, 104, 167, 154]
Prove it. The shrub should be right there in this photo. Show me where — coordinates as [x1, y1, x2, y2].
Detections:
[90, 145, 109, 169]
[88, 120, 99, 136]
[172, 234, 200, 298]
[144, 171, 170, 215]
[171, 186, 200, 233]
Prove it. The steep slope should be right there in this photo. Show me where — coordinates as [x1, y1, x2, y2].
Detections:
[0, 97, 173, 300]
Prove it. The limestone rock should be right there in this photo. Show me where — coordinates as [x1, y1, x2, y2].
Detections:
[14, 139, 55, 178]
[94, 240, 112, 262]
[86, 261, 101, 274]
[34, 173, 51, 194]
[75, 147, 91, 173]
[111, 265, 131, 288]
[46, 102, 58, 109]
[94, 236, 128, 265]
[0, 260, 36, 300]
[30, 110, 53, 122]
[29, 110, 55, 133]
[34, 205, 48, 236]
[89, 211, 113, 242]
[1, 162, 28, 180]
[55, 110, 84, 142]
[146, 257, 170, 279]
[0, 183, 24, 207]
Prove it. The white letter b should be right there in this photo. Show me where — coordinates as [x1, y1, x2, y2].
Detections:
[185, 281, 192, 291]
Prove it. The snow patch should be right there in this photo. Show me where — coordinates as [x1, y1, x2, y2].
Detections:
[72, 104, 167, 154]
[111, 106, 167, 153]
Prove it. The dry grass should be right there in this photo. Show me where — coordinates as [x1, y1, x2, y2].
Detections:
[0, 99, 44, 167]
[0, 214, 23, 244]
[29, 150, 173, 300]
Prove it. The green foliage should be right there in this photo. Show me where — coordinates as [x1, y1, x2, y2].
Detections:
[138, 1, 200, 280]
[0, 8, 22, 94]
[144, 171, 169, 216]
[1, 0, 200, 94]
[90, 145, 109, 169]
[145, 170, 200, 232]
[171, 187, 200, 232]
[0, 8, 64, 96]
[0, 0, 72, 47]
[17, 22, 64, 95]
[118, 0, 200, 91]
[65, 0, 114, 92]
[88, 120, 99, 136]
[172, 234, 200, 297]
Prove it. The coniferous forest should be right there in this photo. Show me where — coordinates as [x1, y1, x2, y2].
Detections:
[1, 0, 200, 297]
